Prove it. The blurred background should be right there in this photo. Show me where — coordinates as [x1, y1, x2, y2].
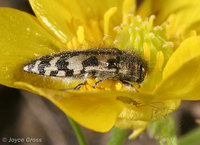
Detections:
[0, 0, 200, 145]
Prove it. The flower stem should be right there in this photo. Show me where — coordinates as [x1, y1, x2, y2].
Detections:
[107, 127, 128, 145]
[67, 116, 88, 145]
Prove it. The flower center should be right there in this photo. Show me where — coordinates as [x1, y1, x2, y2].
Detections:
[113, 15, 174, 73]
[78, 15, 174, 92]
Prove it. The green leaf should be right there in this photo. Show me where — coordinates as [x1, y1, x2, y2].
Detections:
[107, 127, 128, 145]
[178, 125, 200, 145]
[148, 115, 177, 145]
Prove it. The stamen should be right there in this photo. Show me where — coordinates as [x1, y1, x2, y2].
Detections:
[129, 28, 132, 34]
[163, 41, 174, 48]
[113, 26, 121, 32]
[153, 26, 163, 31]
[136, 15, 142, 22]
[148, 32, 155, 38]
[72, 37, 78, 49]
[122, 0, 136, 24]
[103, 34, 112, 41]
[67, 41, 72, 50]
[77, 26, 85, 43]
[120, 23, 127, 28]
[152, 51, 164, 74]
[143, 42, 150, 62]
[135, 27, 140, 31]
[90, 20, 103, 42]
[163, 14, 185, 42]
[149, 15, 155, 26]
[113, 40, 119, 45]
[134, 37, 139, 43]
[134, 37, 140, 50]
[104, 7, 118, 35]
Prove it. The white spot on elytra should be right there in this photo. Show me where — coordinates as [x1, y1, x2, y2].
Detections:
[67, 56, 84, 74]
[45, 70, 51, 76]
[57, 71, 66, 76]
[49, 57, 60, 67]
[32, 60, 41, 74]
[23, 65, 29, 72]
[44, 57, 60, 75]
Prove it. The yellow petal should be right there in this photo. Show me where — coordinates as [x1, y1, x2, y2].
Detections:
[14, 81, 157, 132]
[29, 0, 73, 43]
[58, 95, 122, 132]
[163, 36, 200, 81]
[15, 82, 124, 132]
[115, 99, 180, 138]
[29, 0, 132, 44]
[154, 36, 200, 100]
[152, 0, 200, 35]
[0, 8, 69, 89]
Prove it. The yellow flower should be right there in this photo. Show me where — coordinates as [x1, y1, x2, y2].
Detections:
[0, 0, 200, 139]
